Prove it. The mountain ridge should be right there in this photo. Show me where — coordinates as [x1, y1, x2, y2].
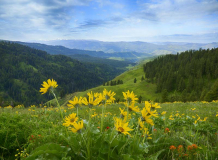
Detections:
[38, 39, 218, 54]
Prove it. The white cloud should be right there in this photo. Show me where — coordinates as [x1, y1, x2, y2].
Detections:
[137, 0, 218, 22]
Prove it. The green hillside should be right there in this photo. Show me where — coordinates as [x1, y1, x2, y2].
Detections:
[0, 41, 129, 106]
[72, 58, 161, 103]
[144, 47, 218, 102]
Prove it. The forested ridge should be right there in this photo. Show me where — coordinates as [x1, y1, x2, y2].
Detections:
[0, 41, 124, 106]
[143, 48, 218, 102]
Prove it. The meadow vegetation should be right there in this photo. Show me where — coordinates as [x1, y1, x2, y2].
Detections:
[0, 79, 217, 159]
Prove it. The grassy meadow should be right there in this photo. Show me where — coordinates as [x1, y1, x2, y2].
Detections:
[74, 65, 161, 104]
[0, 59, 218, 160]
[0, 98, 218, 159]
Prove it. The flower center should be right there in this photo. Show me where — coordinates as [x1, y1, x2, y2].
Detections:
[118, 127, 124, 133]
[70, 118, 75, 123]
[141, 117, 145, 121]
[128, 107, 133, 111]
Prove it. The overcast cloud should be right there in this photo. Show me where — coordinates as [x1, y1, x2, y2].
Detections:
[0, 0, 217, 42]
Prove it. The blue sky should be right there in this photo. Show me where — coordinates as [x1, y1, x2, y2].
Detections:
[0, 0, 218, 43]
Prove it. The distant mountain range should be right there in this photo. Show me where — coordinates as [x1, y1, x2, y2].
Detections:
[14, 41, 151, 62]
[37, 40, 218, 55]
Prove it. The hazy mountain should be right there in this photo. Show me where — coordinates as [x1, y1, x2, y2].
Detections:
[15, 41, 151, 62]
[39, 40, 218, 55]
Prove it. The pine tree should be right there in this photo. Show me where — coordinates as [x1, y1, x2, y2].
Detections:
[181, 89, 187, 102]
[204, 80, 218, 101]
[161, 89, 168, 103]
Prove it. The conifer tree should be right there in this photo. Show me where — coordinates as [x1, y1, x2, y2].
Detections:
[161, 89, 168, 103]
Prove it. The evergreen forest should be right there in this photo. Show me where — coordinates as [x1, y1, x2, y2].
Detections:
[143, 48, 218, 102]
[0, 41, 128, 106]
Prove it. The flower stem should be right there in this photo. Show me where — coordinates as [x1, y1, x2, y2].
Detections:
[77, 106, 79, 118]
[87, 108, 92, 159]
[52, 90, 68, 137]
[126, 101, 129, 122]
[100, 102, 106, 132]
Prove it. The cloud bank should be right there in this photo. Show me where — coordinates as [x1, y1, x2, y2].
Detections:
[0, 0, 217, 42]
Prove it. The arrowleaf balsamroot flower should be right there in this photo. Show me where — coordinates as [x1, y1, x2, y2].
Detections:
[122, 90, 138, 103]
[68, 96, 83, 109]
[70, 120, 84, 133]
[144, 104, 158, 118]
[102, 88, 116, 104]
[63, 113, 78, 127]
[114, 117, 133, 135]
[144, 101, 161, 110]
[141, 107, 154, 126]
[82, 91, 101, 107]
[119, 107, 127, 119]
[125, 102, 140, 112]
[39, 79, 58, 94]
[143, 128, 152, 139]
[138, 118, 145, 130]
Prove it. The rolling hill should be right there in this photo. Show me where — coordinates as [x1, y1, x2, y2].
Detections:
[0, 41, 133, 106]
[56, 58, 161, 106]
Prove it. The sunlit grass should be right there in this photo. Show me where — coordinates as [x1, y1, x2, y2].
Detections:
[1, 100, 218, 159]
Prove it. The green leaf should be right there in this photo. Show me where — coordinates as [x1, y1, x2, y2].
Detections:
[61, 157, 71, 160]
[122, 154, 134, 160]
[23, 143, 70, 160]
[111, 138, 119, 147]
[179, 137, 193, 145]
[146, 149, 165, 160]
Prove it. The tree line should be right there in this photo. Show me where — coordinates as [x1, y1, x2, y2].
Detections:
[0, 41, 123, 106]
[143, 48, 218, 102]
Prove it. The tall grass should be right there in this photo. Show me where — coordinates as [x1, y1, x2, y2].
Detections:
[0, 101, 217, 159]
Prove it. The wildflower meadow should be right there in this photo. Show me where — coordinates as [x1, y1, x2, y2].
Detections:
[0, 79, 218, 160]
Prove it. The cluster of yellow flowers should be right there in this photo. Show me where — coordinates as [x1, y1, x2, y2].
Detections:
[113, 91, 161, 137]
[194, 115, 207, 124]
[40, 79, 162, 137]
[67, 89, 116, 109]
[15, 105, 24, 109]
[4, 105, 13, 109]
[15, 148, 29, 160]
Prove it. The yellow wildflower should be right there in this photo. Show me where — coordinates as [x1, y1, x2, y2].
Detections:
[143, 128, 152, 139]
[138, 118, 145, 130]
[114, 117, 133, 135]
[82, 92, 101, 107]
[68, 96, 83, 109]
[91, 112, 98, 118]
[102, 88, 116, 104]
[125, 102, 140, 112]
[39, 79, 58, 94]
[63, 113, 78, 127]
[141, 108, 154, 125]
[144, 104, 158, 118]
[70, 120, 84, 133]
[161, 111, 166, 115]
[122, 90, 138, 103]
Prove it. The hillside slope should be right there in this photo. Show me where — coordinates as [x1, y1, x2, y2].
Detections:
[0, 41, 127, 106]
[144, 47, 218, 102]
[72, 58, 161, 103]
